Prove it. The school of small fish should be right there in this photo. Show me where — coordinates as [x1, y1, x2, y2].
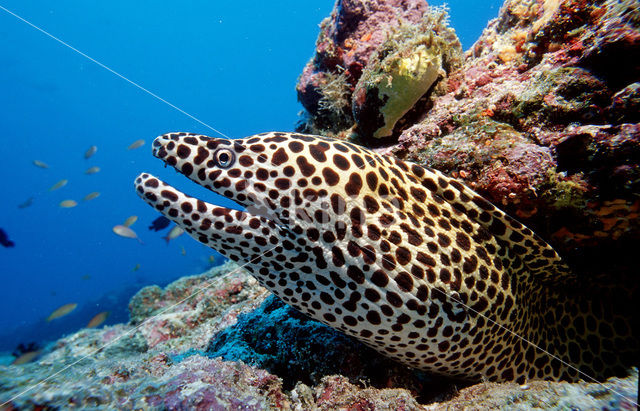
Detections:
[5, 141, 211, 361]
[32, 160, 49, 169]
[162, 225, 184, 244]
[17, 197, 34, 209]
[0, 228, 15, 248]
[49, 179, 68, 191]
[87, 311, 109, 328]
[127, 139, 145, 150]
[83, 192, 100, 201]
[112, 224, 142, 242]
[59, 199, 78, 208]
[84, 145, 97, 159]
[11, 350, 41, 365]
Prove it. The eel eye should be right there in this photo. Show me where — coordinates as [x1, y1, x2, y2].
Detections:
[215, 149, 235, 169]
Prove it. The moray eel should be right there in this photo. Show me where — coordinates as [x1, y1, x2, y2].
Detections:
[135, 132, 634, 383]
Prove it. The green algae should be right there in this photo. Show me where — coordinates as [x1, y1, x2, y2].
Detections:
[315, 69, 354, 133]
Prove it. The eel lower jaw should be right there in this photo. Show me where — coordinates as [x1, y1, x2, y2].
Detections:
[134, 172, 285, 231]
[134, 172, 214, 214]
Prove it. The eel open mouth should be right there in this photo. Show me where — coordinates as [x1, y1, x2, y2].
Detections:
[135, 171, 219, 218]
[134, 134, 285, 251]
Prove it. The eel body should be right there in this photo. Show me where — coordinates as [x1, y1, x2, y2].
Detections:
[135, 132, 635, 383]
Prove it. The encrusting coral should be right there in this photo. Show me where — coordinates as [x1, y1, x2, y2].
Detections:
[296, 0, 430, 137]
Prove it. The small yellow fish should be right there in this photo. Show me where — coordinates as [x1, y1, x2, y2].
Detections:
[113, 225, 142, 243]
[81, 274, 91, 280]
[127, 139, 145, 150]
[132, 263, 141, 272]
[162, 225, 184, 244]
[123, 215, 138, 227]
[11, 350, 41, 365]
[180, 246, 186, 256]
[87, 311, 109, 328]
[46, 303, 77, 321]
[59, 199, 78, 208]
[18, 197, 34, 209]
[33, 160, 49, 169]
[84, 166, 101, 175]
[83, 192, 100, 201]
[49, 179, 68, 191]
[84, 145, 97, 159]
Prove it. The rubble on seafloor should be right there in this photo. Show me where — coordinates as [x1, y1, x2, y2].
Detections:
[0, 262, 637, 409]
[2, 0, 639, 409]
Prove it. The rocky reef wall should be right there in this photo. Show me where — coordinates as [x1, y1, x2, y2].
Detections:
[297, 0, 640, 295]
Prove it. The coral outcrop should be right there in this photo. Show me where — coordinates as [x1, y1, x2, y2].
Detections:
[351, 6, 462, 139]
[297, 0, 640, 294]
[296, 0, 432, 136]
[1, 263, 637, 409]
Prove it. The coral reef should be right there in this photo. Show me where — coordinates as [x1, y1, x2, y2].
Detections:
[294, 0, 639, 401]
[431, 368, 639, 410]
[399, 0, 640, 295]
[0, 263, 283, 410]
[296, 0, 431, 136]
[298, 0, 640, 293]
[1, 262, 637, 409]
[352, 6, 462, 139]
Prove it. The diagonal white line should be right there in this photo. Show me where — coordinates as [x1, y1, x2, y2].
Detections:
[1, 2, 636, 408]
[0, 4, 229, 139]
[0, 246, 279, 406]
[365, 248, 638, 407]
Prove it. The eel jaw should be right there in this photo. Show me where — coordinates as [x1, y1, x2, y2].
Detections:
[134, 172, 289, 260]
[135, 171, 221, 230]
[134, 172, 241, 248]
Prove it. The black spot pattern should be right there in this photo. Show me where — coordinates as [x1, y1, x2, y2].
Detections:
[134, 131, 625, 385]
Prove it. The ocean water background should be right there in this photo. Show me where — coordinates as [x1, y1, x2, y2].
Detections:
[0, 0, 502, 352]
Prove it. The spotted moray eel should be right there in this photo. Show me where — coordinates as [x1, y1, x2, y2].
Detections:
[135, 132, 635, 383]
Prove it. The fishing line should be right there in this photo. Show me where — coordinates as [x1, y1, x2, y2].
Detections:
[0, 248, 279, 406]
[0, 4, 229, 139]
[1, 2, 636, 408]
[345, 155, 638, 406]
[225, 144, 637, 406]
[361, 248, 638, 406]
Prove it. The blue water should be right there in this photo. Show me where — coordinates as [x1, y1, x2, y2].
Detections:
[0, 1, 502, 351]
